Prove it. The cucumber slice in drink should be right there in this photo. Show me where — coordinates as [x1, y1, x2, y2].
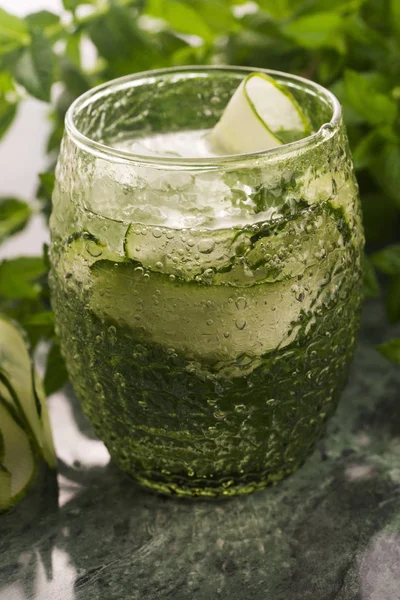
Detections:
[123, 223, 252, 281]
[211, 72, 311, 154]
[0, 317, 56, 468]
[88, 252, 349, 365]
[0, 403, 36, 512]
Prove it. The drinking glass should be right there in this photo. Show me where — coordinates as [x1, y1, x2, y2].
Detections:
[50, 67, 364, 497]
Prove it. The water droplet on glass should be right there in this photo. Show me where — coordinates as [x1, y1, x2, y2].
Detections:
[223, 332, 230, 338]
[235, 297, 247, 310]
[235, 319, 246, 330]
[198, 238, 215, 254]
[152, 228, 162, 238]
[187, 238, 195, 247]
[206, 319, 213, 326]
[95, 335, 102, 344]
[155, 261, 163, 269]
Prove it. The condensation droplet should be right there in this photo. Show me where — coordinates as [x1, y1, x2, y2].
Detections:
[155, 261, 163, 269]
[152, 228, 162, 238]
[206, 319, 213, 326]
[86, 242, 102, 258]
[235, 297, 247, 310]
[235, 319, 246, 330]
[198, 238, 215, 254]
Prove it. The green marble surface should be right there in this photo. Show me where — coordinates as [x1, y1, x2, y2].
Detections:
[1, 300, 400, 600]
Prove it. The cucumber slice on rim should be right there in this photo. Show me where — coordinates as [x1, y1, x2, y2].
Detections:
[0, 317, 56, 469]
[0, 402, 36, 512]
[211, 72, 311, 155]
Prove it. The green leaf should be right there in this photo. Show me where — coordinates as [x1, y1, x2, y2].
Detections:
[88, 3, 161, 73]
[361, 192, 399, 246]
[38, 171, 55, 199]
[147, 0, 214, 41]
[344, 70, 397, 126]
[44, 342, 69, 396]
[65, 35, 81, 68]
[386, 276, 400, 323]
[370, 143, 400, 208]
[0, 198, 32, 243]
[25, 10, 60, 29]
[353, 130, 383, 170]
[0, 8, 29, 55]
[61, 60, 91, 99]
[377, 338, 400, 364]
[187, 0, 239, 33]
[258, 0, 304, 20]
[391, 0, 400, 41]
[21, 311, 55, 347]
[0, 96, 17, 141]
[0, 257, 46, 300]
[363, 256, 380, 298]
[281, 12, 345, 51]
[13, 28, 54, 102]
[63, 0, 95, 10]
[372, 245, 400, 276]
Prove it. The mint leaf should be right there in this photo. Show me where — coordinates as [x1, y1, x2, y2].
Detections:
[361, 193, 399, 246]
[63, 0, 95, 10]
[25, 11, 60, 29]
[147, 0, 214, 42]
[344, 70, 397, 126]
[60, 60, 90, 99]
[0, 198, 31, 243]
[88, 3, 160, 74]
[0, 256, 46, 300]
[370, 143, 400, 208]
[372, 245, 400, 276]
[391, 0, 400, 41]
[363, 256, 380, 298]
[13, 28, 54, 102]
[386, 276, 400, 323]
[22, 311, 55, 347]
[353, 130, 383, 170]
[65, 35, 81, 68]
[281, 12, 344, 51]
[0, 97, 17, 141]
[44, 342, 69, 396]
[0, 8, 29, 55]
[377, 339, 400, 365]
[188, 0, 239, 33]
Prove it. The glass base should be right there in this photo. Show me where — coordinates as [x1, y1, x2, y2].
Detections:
[115, 460, 308, 499]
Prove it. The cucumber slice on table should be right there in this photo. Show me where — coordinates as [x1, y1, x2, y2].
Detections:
[0, 317, 56, 469]
[0, 403, 36, 512]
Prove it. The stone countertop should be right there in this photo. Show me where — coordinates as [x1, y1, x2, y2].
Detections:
[1, 301, 400, 600]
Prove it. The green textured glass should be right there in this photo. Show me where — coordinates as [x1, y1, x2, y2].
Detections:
[50, 67, 364, 497]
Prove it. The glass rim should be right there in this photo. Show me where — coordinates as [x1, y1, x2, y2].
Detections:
[65, 65, 342, 168]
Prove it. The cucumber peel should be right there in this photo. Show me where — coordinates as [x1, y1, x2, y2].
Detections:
[0, 402, 36, 513]
[211, 72, 311, 155]
[0, 316, 56, 512]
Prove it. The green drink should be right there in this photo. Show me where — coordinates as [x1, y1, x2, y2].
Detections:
[50, 67, 364, 497]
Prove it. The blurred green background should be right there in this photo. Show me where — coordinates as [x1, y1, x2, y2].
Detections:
[1, 0, 400, 378]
